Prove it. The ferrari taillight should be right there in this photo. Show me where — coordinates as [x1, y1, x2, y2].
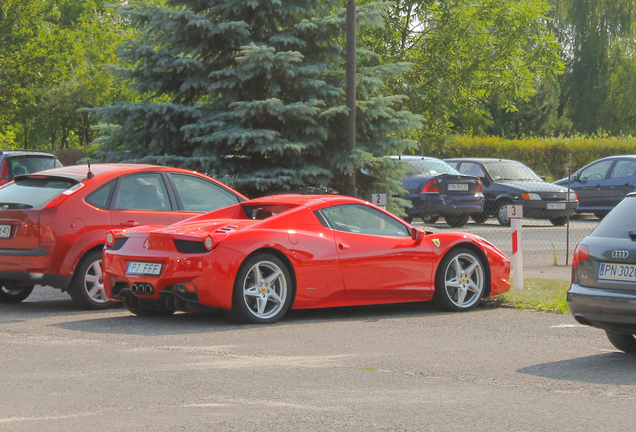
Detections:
[203, 235, 216, 251]
[422, 180, 439, 193]
[106, 230, 117, 247]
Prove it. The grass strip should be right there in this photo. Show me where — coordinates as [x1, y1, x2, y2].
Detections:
[489, 277, 570, 314]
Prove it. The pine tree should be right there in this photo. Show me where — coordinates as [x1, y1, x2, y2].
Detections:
[91, 0, 421, 209]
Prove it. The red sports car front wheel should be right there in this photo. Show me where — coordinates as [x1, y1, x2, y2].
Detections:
[229, 253, 293, 324]
[433, 248, 485, 312]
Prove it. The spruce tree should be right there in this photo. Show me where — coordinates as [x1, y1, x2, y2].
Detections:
[92, 0, 421, 210]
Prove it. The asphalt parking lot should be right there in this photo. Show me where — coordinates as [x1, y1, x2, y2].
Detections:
[1, 286, 634, 432]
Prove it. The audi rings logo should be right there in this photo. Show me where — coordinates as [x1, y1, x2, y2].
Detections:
[612, 250, 630, 259]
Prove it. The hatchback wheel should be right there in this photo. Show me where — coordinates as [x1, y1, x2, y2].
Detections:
[549, 216, 567, 226]
[0, 282, 34, 303]
[422, 216, 439, 224]
[68, 250, 113, 310]
[228, 253, 293, 324]
[471, 212, 489, 224]
[496, 201, 512, 226]
[445, 214, 469, 227]
[434, 248, 485, 312]
[606, 330, 636, 353]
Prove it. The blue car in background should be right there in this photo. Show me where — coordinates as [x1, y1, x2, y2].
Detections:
[554, 155, 636, 220]
[391, 156, 484, 227]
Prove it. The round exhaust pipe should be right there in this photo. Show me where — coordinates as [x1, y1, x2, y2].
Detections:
[130, 283, 154, 296]
[130, 283, 138, 294]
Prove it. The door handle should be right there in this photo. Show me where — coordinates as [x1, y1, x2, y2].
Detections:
[120, 220, 139, 227]
[338, 243, 349, 249]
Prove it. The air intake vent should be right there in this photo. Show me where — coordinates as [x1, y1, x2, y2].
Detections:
[215, 225, 238, 233]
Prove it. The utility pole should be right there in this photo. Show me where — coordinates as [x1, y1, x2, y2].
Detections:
[345, 0, 358, 197]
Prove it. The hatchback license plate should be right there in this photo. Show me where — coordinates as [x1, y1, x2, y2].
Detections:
[546, 202, 566, 210]
[126, 262, 162, 276]
[0, 225, 10, 238]
[599, 262, 636, 282]
[447, 183, 469, 191]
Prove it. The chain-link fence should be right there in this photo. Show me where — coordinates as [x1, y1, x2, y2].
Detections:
[393, 155, 632, 267]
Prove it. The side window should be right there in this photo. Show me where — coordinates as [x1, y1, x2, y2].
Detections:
[320, 204, 410, 237]
[457, 162, 485, 177]
[446, 161, 458, 169]
[171, 174, 240, 212]
[609, 160, 636, 179]
[579, 160, 613, 181]
[112, 173, 171, 211]
[85, 180, 116, 209]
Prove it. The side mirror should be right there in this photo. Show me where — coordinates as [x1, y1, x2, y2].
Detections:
[411, 227, 425, 241]
[480, 176, 491, 187]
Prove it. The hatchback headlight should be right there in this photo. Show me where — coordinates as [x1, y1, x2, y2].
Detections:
[521, 193, 541, 200]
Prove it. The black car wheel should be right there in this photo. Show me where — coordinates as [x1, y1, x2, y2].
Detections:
[0, 282, 34, 303]
[594, 211, 608, 220]
[549, 216, 567, 226]
[433, 248, 485, 312]
[445, 214, 469, 227]
[422, 216, 439, 224]
[605, 330, 636, 353]
[68, 249, 114, 310]
[496, 200, 512, 226]
[229, 253, 293, 324]
[471, 213, 489, 224]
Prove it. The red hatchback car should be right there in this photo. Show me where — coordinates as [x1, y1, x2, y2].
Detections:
[0, 163, 247, 309]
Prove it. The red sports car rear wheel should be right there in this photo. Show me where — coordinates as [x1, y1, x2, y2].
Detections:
[230, 253, 293, 324]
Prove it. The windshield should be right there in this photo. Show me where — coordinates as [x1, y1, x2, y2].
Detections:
[0, 177, 76, 209]
[484, 162, 541, 181]
[404, 159, 458, 175]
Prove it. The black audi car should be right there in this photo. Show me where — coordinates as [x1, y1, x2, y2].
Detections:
[445, 158, 578, 226]
[568, 193, 636, 353]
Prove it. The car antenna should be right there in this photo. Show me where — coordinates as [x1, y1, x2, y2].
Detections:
[87, 159, 94, 179]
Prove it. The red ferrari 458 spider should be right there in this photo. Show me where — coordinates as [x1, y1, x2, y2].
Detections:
[103, 195, 511, 323]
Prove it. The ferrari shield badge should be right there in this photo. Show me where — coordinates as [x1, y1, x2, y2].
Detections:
[432, 238, 441, 248]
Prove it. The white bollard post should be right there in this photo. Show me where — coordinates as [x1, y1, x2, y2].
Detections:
[511, 218, 523, 290]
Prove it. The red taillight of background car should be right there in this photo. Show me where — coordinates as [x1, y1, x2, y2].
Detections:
[421, 180, 439, 193]
[0, 160, 9, 185]
[476, 179, 483, 193]
[572, 243, 589, 268]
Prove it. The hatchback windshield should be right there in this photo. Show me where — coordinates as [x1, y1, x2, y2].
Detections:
[404, 159, 458, 176]
[0, 178, 76, 209]
[484, 162, 541, 181]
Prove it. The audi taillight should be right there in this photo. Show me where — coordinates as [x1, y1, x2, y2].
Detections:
[572, 243, 589, 268]
[422, 180, 439, 193]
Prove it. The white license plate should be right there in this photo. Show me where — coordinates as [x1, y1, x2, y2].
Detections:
[447, 183, 469, 191]
[546, 202, 566, 210]
[0, 225, 10, 238]
[599, 262, 636, 282]
[126, 261, 162, 276]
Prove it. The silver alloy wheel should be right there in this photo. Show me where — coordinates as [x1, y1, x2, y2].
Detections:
[241, 260, 288, 320]
[442, 252, 484, 309]
[83, 259, 109, 304]
[497, 203, 510, 225]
